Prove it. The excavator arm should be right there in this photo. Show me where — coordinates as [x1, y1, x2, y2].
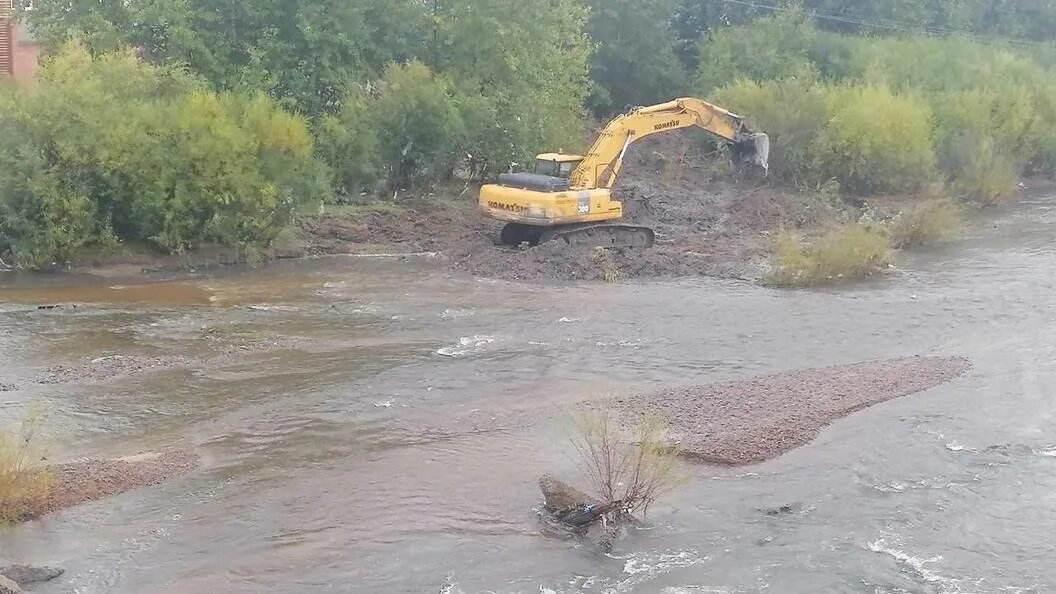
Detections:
[568, 98, 769, 190]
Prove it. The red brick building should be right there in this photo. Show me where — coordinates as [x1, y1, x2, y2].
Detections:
[1, 1, 41, 81]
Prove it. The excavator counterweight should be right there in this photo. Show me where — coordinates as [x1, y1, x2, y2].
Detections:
[479, 97, 769, 249]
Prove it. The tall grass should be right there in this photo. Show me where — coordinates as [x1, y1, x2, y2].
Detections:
[0, 411, 53, 523]
[884, 198, 963, 249]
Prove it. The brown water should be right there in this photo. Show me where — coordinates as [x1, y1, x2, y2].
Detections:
[3, 197, 1056, 593]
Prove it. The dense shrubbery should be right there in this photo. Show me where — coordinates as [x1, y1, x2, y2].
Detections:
[706, 15, 1056, 203]
[0, 44, 327, 267]
[25, 0, 591, 197]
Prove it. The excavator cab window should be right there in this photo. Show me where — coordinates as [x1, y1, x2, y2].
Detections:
[534, 159, 580, 179]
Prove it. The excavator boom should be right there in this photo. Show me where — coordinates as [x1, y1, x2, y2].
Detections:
[570, 98, 768, 190]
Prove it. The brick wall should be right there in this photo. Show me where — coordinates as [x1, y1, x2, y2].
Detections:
[11, 23, 39, 80]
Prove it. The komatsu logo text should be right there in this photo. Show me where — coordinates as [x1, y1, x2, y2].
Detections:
[487, 201, 527, 213]
[654, 119, 680, 131]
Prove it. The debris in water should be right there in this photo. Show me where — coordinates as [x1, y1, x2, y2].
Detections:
[0, 565, 64, 586]
[435, 335, 495, 357]
[374, 400, 394, 408]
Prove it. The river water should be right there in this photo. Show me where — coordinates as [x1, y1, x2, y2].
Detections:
[2, 195, 1056, 593]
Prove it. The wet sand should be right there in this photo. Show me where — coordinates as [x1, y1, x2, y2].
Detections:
[610, 357, 972, 465]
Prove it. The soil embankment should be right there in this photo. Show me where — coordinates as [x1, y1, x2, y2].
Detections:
[610, 357, 971, 465]
[301, 137, 809, 281]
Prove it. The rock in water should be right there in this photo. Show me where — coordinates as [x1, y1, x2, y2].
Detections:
[538, 474, 599, 511]
[0, 565, 64, 585]
[0, 575, 20, 594]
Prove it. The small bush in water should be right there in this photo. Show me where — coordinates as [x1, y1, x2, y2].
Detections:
[767, 223, 891, 287]
[0, 410, 53, 523]
[569, 407, 684, 515]
[885, 198, 963, 249]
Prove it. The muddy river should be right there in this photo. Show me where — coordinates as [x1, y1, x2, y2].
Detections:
[3, 195, 1056, 593]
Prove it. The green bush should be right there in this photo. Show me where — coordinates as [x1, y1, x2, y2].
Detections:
[695, 12, 818, 93]
[767, 223, 891, 287]
[314, 94, 381, 198]
[717, 81, 934, 194]
[0, 44, 328, 267]
[714, 78, 828, 185]
[815, 86, 935, 194]
[370, 62, 466, 190]
[884, 198, 963, 248]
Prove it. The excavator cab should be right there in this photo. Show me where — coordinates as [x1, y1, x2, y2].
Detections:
[533, 153, 584, 179]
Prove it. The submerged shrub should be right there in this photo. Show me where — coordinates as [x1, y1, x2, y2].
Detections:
[0, 412, 53, 523]
[884, 198, 963, 248]
[569, 407, 683, 515]
[767, 224, 891, 287]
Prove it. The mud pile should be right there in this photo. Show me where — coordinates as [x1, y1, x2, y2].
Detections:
[301, 135, 807, 281]
[610, 356, 971, 465]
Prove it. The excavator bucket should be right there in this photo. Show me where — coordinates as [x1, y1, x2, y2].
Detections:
[733, 132, 770, 175]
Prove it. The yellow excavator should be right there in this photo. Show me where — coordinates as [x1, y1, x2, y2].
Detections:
[478, 97, 770, 248]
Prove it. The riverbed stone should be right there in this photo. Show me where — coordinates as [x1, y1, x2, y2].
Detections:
[0, 564, 64, 585]
[0, 575, 21, 594]
[538, 474, 599, 511]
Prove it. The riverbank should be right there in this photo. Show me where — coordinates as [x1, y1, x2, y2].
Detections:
[10, 137, 1049, 285]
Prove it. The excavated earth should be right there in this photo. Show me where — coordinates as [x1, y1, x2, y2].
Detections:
[609, 357, 972, 466]
[301, 136, 814, 282]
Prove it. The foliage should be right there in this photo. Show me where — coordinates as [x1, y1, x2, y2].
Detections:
[586, 0, 687, 114]
[713, 78, 828, 185]
[370, 62, 466, 190]
[569, 407, 684, 515]
[884, 198, 963, 248]
[313, 94, 381, 198]
[0, 44, 326, 267]
[430, 0, 592, 176]
[695, 12, 818, 93]
[767, 223, 891, 287]
[815, 86, 935, 194]
[0, 410, 53, 524]
[25, 0, 427, 119]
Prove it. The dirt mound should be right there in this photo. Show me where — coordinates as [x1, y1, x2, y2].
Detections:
[24, 449, 199, 520]
[300, 135, 807, 282]
[610, 356, 971, 466]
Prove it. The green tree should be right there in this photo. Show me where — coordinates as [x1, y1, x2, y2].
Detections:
[370, 62, 466, 190]
[695, 11, 818, 93]
[586, 0, 687, 114]
[428, 0, 593, 176]
[26, 0, 428, 118]
[0, 44, 327, 267]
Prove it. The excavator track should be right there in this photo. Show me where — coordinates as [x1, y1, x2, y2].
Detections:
[546, 224, 655, 249]
[500, 222, 655, 249]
